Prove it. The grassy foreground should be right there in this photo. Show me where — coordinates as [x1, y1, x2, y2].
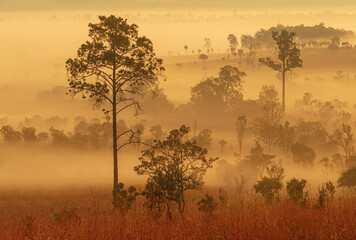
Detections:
[0, 188, 355, 240]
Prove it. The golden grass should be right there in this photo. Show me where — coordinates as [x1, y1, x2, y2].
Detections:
[0, 187, 355, 240]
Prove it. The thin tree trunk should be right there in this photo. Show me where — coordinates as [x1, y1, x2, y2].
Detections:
[282, 60, 286, 112]
[112, 57, 118, 207]
[282, 71, 285, 112]
[112, 93, 118, 207]
[268, 139, 271, 153]
[239, 139, 242, 160]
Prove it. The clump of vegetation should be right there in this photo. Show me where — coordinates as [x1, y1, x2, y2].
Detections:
[254, 163, 284, 203]
[290, 142, 316, 167]
[286, 178, 308, 205]
[253, 85, 283, 152]
[241, 23, 354, 49]
[317, 181, 335, 208]
[53, 206, 80, 225]
[20, 215, 36, 240]
[141, 179, 167, 218]
[218, 187, 227, 206]
[197, 194, 218, 213]
[112, 183, 139, 213]
[337, 167, 356, 190]
[135, 125, 217, 217]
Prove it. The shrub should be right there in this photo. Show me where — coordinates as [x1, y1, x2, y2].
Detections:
[286, 178, 308, 204]
[254, 163, 284, 203]
[317, 181, 335, 208]
[141, 179, 166, 218]
[219, 188, 227, 205]
[197, 194, 217, 213]
[53, 206, 80, 225]
[112, 183, 139, 213]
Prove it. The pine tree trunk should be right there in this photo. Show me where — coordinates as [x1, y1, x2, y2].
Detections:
[282, 59, 286, 113]
[282, 70, 286, 112]
[112, 93, 118, 207]
[112, 58, 118, 208]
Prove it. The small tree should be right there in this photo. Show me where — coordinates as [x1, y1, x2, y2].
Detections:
[218, 139, 227, 153]
[286, 178, 308, 204]
[227, 34, 238, 54]
[239, 141, 275, 178]
[290, 142, 316, 167]
[190, 65, 246, 112]
[149, 124, 164, 140]
[317, 181, 335, 208]
[329, 124, 354, 161]
[0, 125, 22, 144]
[277, 121, 295, 153]
[49, 127, 70, 147]
[184, 45, 188, 55]
[134, 125, 217, 216]
[204, 38, 211, 52]
[192, 128, 212, 149]
[197, 194, 217, 213]
[259, 30, 303, 112]
[337, 167, 356, 190]
[254, 162, 284, 203]
[328, 36, 340, 50]
[235, 115, 247, 158]
[253, 85, 283, 152]
[199, 54, 208, 64]
[22, 127, 39, 144]
[112, 183, 139, 213]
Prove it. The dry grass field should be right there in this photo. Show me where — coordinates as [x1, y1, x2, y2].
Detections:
[0, 188, 355, 240]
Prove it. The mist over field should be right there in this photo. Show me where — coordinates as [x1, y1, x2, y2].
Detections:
[1, 9, 356, 187]
[0, 1, 356, 239]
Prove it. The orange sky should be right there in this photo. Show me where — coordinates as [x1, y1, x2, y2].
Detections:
[1, 0, 356, 12]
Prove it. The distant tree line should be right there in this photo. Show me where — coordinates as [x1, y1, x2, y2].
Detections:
[241, 23, 355, 50]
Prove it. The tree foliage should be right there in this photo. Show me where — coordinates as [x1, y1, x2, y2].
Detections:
[317, 181, 336, 208]
[134, 125, 217, 215]
[286, 178, 308, 204]
[253, 85, 283, 152]
[290, 142, 316, 167]
[238, 141, 275, 181]
[197, 194, 217, 213]
[259, 29, 302, 111]
[241, 23, 354, 49]
[337, 167, 356, 189]
[192, 129, 212, 149]
[0, 125, 22, 144]
[190, 65, 246, 112]
[227, 34, 238, 54]
[329, 124, 354, 161]
[254, 163, 284, 203]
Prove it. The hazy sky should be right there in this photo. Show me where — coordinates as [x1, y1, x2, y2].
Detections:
[1, 0, 356, 12]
